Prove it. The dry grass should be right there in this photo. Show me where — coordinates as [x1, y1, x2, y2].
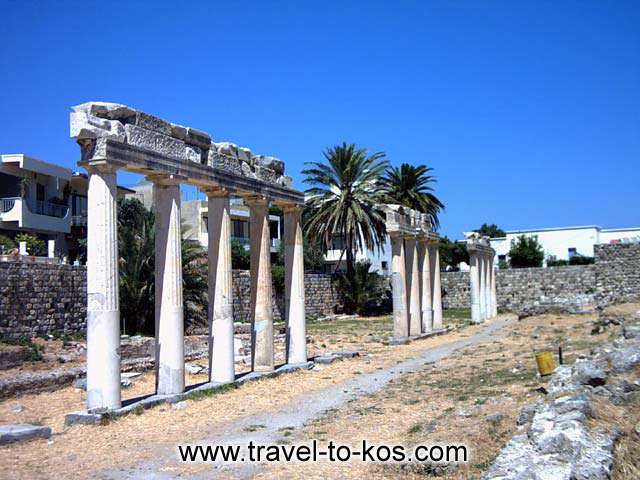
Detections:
[0, 308, 632, 479]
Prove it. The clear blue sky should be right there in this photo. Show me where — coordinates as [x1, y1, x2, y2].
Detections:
[1, 0, 638, 239]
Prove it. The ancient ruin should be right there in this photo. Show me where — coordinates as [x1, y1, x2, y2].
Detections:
[383, 205, 443, 340]
[70, 102, 307, 413]
[466, 232, 497, 323]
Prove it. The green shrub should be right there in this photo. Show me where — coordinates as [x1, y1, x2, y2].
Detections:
[0, 234, 16, 254]
[14, 233, 46, 256]
[334, 261, 390, 315]
[547, 256, 568, 267]
[569, 254, 594, 265]
[231, 239, 250, 269]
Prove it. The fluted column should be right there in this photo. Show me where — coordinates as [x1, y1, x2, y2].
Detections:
[390, 233, 409, 339]
[283, 204, 307, 364]
[153, 176, 185, 395]
[246, 195, 274, 371]
[484, 255, 492, 319]
[85, 165, 121, 411]
[405, 236, 421, 336]
[206, 188, 235, 383]
[470, 253, 482, 323]
[478, 254, 486, 320]
[430, 242, 443, 329]
[491, 259, 498, 317]
[418, 239, 432, 332]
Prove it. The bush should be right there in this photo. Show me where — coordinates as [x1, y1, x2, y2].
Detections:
[334, 261, 390, 315]
[231, 239, 250, 269]
[508, 235, 544, 268]
[14, 233, 46, 256]
[0, 234, 16, 254]
[547, 256, 568, 267]
[271, 264, 285, 294]
[569, 254, 594, 265]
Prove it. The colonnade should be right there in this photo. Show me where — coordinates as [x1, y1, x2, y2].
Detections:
[390, 233, 442, 339]
[85, 167, 307, 412]
[466, 233, 497, 323]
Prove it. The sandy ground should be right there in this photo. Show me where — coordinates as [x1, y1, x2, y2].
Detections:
[0, 308, 636, 479]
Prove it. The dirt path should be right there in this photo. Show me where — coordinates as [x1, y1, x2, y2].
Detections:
[100, 316, 513, 479]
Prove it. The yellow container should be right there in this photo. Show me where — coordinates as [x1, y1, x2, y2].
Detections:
[535, 351, 556, 376]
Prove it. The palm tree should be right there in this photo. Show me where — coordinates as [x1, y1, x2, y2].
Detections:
[303, 142, 389, 278]
[382, 163, 445, 229]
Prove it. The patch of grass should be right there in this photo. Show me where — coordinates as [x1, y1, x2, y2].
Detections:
[243, 424, 266, 432]
[407, 423, 422, 435]
[185, 383, 237, 401]
[0, 335, 43, 362]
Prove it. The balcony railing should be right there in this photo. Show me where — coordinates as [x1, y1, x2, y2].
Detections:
[1, 197, 18, 213]
[29, 200, 69, 218]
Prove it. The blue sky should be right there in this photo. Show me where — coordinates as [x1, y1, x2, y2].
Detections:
[1, 0, 638, 239]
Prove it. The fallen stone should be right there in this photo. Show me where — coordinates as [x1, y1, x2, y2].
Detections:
[172, 401, 188, 410]
[486, 413, 504, 424]
[11, 404, 25, 413]
[572, 359, 607, 387]
[185, 363, 205, 375]
[623, 324, 640, 339]
[0, 424, 51, 445]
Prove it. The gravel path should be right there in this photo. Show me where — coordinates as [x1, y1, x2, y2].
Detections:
[101, 316, 513, 479]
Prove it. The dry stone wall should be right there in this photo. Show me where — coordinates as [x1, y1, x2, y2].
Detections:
[594, 243, 640, 306]
[0, 263, 339, 338]
[441, 265, 596, 312]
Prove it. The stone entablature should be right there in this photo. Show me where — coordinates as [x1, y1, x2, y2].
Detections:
[70, 102, 301, 205]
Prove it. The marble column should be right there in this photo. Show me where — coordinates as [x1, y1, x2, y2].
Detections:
[206, 189, 235, 383]
[418, 240, 433, 332]
[283, 205, 307, 364]
[246, 195, 274, 371]
[430, 243, 443, 330]
[153, 176, 185, 395]
[478, 255, 486, 320]
[405, 236, 422, 336]
[484, 255, 492, 319]
[470, 254, 482, 323]
[85, 166, 121, 411]
[491, 258, 498, 317]
[390, 233, 409, 339]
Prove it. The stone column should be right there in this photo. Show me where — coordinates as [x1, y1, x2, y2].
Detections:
[484, 255, 492, 319]
[390, 233, 409, 339]
[405, 236, 421, 336]
[246, 195, 274, 371]
[491, 258, 498, 317]
[418, 239, 432, 332]
[85, 166, 121, 411]
[469, 253, 482, 323]
[283, 204, 307, 364]
[206, 189, 235, 383]
[48, 240, 55, 258]
[430, 243, 443, 330]
[478, 254, 486, 320]
[153, 176, 185, 396]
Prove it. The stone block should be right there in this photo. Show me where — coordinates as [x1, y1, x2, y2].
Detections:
[124, 124, 187, 160]
[0, 424, 51, 444]
[185, 128, 211, 149]
[135, 111, 172, 135]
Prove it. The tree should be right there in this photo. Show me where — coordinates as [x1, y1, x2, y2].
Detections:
[508, 235, 544, 268]
[117, 198, 209, 334]
[382, 163, 445, 229]
[231, 239, 250, 269]
[475, 223, 505, 238]
[303, 142, 389, 278]
[438, 236, 469, 270]
[334, 261, 388, 315]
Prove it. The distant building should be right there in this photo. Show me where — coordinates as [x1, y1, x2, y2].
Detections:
[323, 235, 391, 275]
[180, 197, 282, 253]
[0, 153, 132, 258]
[488, 225, 640, 266]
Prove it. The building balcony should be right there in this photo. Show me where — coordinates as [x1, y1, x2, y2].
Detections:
[0, 197, 71, 233]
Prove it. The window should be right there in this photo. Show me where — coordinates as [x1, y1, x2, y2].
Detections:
[568, 248, 576, 259]
[381, 261, 388, 271]
[232, 219, 248, 239]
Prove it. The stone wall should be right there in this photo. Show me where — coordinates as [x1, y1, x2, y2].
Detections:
[442, 265, 596, 312]
[0, 263, 339, 338]
[231, 270, 339, 322]
[0, 262, 86, 339]
[595, 243, 640, 306]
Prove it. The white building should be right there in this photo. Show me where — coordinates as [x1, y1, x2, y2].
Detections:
[0, 153, 132, 258]
[488, 225, 640, 266]
[180, 197, 282, 253]
[323, 235, 392, 274]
